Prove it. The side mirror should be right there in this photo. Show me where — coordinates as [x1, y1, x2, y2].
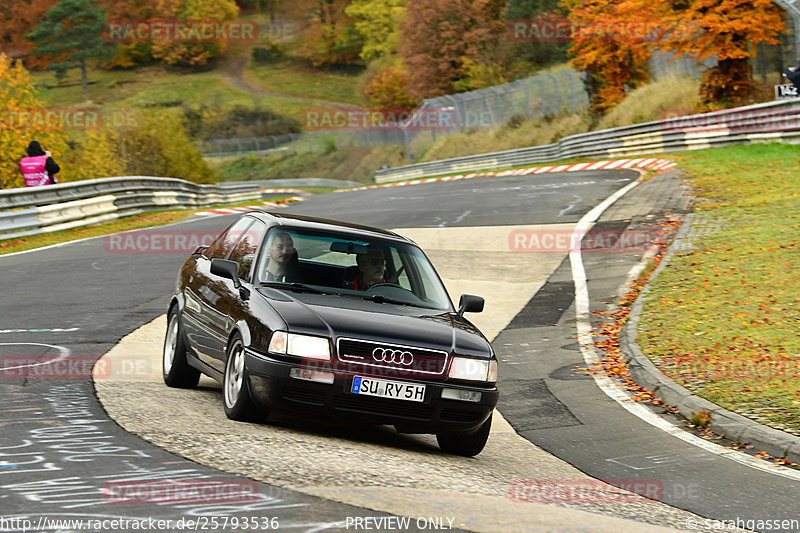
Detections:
[457, 294, 484, 315]
[211, 258, 238, 283]
[211, 259, 250, 300]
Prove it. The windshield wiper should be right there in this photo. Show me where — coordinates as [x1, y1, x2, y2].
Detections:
[361, 294, 413, 306]
[260, 282, 330, 295]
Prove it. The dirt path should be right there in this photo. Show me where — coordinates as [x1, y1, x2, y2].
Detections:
[221, 51, 361, 110]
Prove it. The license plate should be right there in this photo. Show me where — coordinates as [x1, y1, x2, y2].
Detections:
[351, 376, 425, 403]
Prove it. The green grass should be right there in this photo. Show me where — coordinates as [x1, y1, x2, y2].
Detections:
[31, 64, 323, 124]
[639, 143, 800, 435]
[214, 145, 407, 184]
[245, 58, 368, 107]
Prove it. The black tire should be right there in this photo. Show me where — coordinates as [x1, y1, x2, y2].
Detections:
[223, 334, 261, 421]
[163, 310, 201, 389]
[436, 412, 492, 457]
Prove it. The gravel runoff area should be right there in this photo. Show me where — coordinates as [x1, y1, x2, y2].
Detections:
[93, 218, 721, 533]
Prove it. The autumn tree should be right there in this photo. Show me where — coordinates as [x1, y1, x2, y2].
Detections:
[0, 0, 59, 67]
[149, 0, 241, 68]
[345, 0, 406, 62]
[0, 53, 68, 189]
[299, 0, 364, 67]
[364, 65, 417, 108]
[503, 0, 569, 68]
[561, 0, 654, 114]
[399, 0, 505, 100]
[656, 0, 784, 104]
[26, 0, 113, 100]
[99, 0, 161, 68]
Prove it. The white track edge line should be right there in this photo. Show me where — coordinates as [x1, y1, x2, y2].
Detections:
[569, 175, 800, 483]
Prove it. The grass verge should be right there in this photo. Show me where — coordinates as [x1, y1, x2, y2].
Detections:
[638, 143, 800, 436]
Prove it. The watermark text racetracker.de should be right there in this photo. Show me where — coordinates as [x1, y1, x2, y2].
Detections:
[0, 355, 150, 380]
[105, 19, 259, 43]
[508, 479, 664, 504]
[303, 107, 457, 132]
[0, 515, 279, 533]
[0, 107, 140, 131]
[507, 17, 703, 42]
[659, 107, 800, 133]
[509, 228, 667, 253]
[104, 230, 222, 254]
[104, 480, 257, 504]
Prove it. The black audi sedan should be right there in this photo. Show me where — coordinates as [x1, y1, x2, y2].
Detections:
[163, 212, 499, 456]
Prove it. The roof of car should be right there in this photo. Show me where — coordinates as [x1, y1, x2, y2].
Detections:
[248, 211, 414, 244]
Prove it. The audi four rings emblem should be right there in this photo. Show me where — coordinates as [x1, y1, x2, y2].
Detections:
[372, 347, 413, 366]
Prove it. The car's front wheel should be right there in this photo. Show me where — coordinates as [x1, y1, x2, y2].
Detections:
[436, 412, 492, 457]
[223, 334, 260, 421]
[163, 310, 200, 389]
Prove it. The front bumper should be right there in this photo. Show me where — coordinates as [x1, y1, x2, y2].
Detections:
[244, 349, 499, 434]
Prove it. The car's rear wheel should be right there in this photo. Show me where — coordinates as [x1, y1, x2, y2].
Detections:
[436, 412, 492, 457]
[223, 334, 260, 421]
[163, 310, 200, 388]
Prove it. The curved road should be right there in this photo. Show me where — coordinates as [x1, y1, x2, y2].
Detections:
[1, 170, 797, 532]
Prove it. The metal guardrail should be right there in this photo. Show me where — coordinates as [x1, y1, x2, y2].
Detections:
[197, 134, 303, 157]
[0, 177, 262, 240]
[374, 99, 800, 182]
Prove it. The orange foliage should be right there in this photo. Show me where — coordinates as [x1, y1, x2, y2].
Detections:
[0, 0, 59, 68]
[399, 0, 504, 100]
[656, 0, 785, 104]
[561, 0, 653, 114]
[658, 0, 784, 62]
[364, 66, 417, 109]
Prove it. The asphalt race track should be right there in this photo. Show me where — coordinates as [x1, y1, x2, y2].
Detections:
[1, 169, 799, 532]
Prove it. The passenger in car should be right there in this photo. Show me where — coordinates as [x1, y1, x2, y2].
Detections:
[264, 231, 297, 282]
[350, 246, 386, 290]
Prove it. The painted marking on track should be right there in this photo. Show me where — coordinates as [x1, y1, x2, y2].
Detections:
[0, 343, 71, 372]
[569, 176, 800, 483]
[0, 328, 79, 334]
[607, 452, 716, 470]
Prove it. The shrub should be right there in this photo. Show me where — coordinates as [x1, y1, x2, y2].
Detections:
[182, 103, 301, 140]
[71, 109, 217, 183]
[364, 66, 416, 109]
[252, 43, 284, 64]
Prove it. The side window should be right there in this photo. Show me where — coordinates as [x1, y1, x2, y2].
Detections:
[206, 218, 253, 260]
[229, 220, 267, 280]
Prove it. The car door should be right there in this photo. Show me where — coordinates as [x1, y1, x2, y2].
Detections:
[225, 219, 268, 337]
[186, 217, 254, 371]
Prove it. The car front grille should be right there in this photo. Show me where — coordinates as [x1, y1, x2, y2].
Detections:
[333, 394, 434, 420]
[336, 338, 448, 377]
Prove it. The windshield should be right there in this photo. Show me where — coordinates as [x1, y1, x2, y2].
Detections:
[254, 228, 453, 311]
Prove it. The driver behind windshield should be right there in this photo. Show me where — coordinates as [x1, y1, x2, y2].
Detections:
[351, 246, 386, 290]
[264, 231, 297, 282]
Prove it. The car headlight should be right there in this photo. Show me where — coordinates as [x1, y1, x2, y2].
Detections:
[268, 331, 330, 361]
[448, 357, 498, 383]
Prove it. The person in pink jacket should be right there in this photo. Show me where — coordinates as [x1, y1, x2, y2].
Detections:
[19, 140, 60, 187]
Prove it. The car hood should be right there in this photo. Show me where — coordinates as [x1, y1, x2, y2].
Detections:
[256, 289, 491, 358]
